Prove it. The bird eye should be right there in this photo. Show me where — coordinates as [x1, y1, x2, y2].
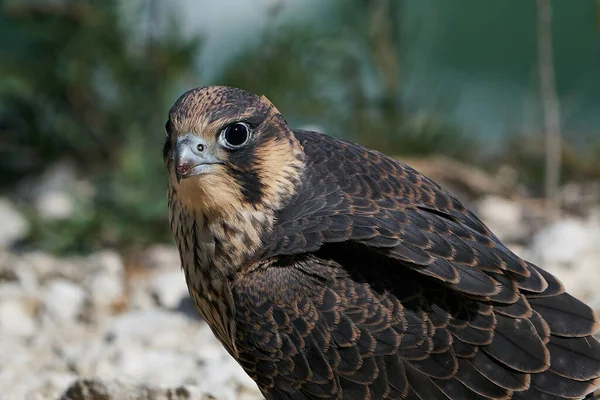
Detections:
[220, 122, 250, 149]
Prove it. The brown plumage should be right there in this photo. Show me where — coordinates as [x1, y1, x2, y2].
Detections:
[164, 85, 600, 399]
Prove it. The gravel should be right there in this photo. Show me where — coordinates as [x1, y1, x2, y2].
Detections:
[0, 248, 263, 400]
[0, 196, 599, 399]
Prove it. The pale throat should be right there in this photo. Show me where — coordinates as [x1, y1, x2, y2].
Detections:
[169, 187, 273, 355]
[170, 184, 275, 274]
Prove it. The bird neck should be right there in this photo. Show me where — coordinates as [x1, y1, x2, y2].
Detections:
[170, 192, 275, 356]
[170, 189, 274, 275]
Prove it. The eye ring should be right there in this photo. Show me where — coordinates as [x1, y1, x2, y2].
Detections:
[219, 122, 251, 149]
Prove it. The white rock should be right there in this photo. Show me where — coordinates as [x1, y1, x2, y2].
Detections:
[0, 298, 36, 337]
[0, 198, 28, 247]
[0, 253, 40, 295]
[0, 282, 24, 299]
[142, 245, 181, 269]
[0, 335, 41, 397]
[87, 273, 124, 310]
[42, 279, 87, 323]
[90, 250, 124, 276]
[36, 190, 74, 220]
[527, 218, 600, 266]
[0, 335, 27, 367]
[21, 251, 61, 281]
[128, 284, 157, 311]
[476, 196, 527, 242]
[105, 310, 197, 351]
[150, 269, 188, 309]
[83, 251, 125, 311]
[35, 372, 78, 399]
[200, 355, 257, 395]
[14, 264, 39, 295]
[545, 250, 600, 304]
[60, 336, 107, 376]
[201, 384, 238, 400]
[114, 345, 199, 386]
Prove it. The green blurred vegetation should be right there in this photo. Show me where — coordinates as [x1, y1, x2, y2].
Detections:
[1, 0, 599, 254]
[0, 1, 200, 253]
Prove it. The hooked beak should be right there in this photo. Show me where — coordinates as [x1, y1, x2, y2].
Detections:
[174, 133, 223, 182]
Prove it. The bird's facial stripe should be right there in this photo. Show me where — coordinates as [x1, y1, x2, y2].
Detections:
[229, 167, 264, 205]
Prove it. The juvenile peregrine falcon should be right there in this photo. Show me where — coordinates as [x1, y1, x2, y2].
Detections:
[164, 86, 600, 399]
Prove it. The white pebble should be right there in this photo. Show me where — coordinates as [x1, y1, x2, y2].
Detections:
[42, 279, 87, 323]
[0, 298, 36, 337]
[150, 269, 188, 309]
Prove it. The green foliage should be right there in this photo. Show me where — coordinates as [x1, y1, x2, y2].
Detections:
[1, 1, 200, 253]
[1, 0, 481, 255]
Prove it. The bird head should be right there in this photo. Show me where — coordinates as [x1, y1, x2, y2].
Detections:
[164, 86, 305, 219]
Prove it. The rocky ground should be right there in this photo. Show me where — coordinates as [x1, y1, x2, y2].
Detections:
[0, 192, 599, 400]
[0, 209, 263, 400]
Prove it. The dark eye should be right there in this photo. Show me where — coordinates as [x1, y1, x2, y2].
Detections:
[220, 122, 250, 148]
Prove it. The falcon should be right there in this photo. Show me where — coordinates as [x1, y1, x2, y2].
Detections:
[164, 86, 600, 399]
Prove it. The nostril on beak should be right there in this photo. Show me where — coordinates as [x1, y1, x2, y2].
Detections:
[196, 144, 205, 152]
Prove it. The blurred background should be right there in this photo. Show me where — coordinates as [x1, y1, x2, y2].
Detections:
[1, 1, 600, 399]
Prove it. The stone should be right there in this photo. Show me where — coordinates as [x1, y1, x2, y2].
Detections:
[0, 198, 28, 247]
[77, 251, 126, 314]
[527, 217, 600, 266]
[34, 372, 78, 400]
[0, 253, 40, 296]
[61, 378, 214, 400]
[554, 250, 600, 305]
[142, 245, 181, 270]
[87, 272, 125, 311]
[42, 279, 88, 323]
[36, 190, 74, 220]
[0, 246, 269, 400]
[199, 354, 258, 396]
[128, 283, 157, 311]
[112, 345, 199, 386]
[475, 195, 528, 243]
[150, 269, 189, 309]
[525, 217, 600, 311]
[106, 310, 192, 342]
[0, 334, 28, 370]
[0, 298, 36, 337]
[90, 250, 125, 277]
[21, 251, 62, 281]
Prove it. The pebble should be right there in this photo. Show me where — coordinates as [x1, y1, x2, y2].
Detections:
[150, 269, 189, 309]
[36, 190, 74, 220]
[85, 251, 125, 310]
[141, 244, 181, 270]
[61, 378, 213, 400]
[0, 204, 598, 399]
[92, 250, 125, 277]
[527, 217, 600, 266]
[476, 195, 529, 242]
[42, 278, 88, 323]
[0, 297, 36, 337]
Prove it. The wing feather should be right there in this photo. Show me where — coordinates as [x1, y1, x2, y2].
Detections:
[237, 131, 600, 399]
